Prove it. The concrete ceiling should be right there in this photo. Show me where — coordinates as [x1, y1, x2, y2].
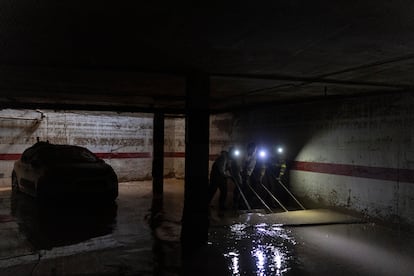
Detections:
[0, 1, 414, 113]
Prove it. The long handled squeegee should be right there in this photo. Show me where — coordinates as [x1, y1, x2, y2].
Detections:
[245, 182, 273, 213]
[259, 182, 289, 212]
[272, 174, 306, 210]
[230, 176, 251, 211]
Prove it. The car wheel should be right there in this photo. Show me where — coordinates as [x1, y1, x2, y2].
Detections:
[11, 172, 19, 193]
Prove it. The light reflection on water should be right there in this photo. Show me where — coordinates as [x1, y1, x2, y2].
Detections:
[211, 223, 296, 275]
[224, 251, 241, 276]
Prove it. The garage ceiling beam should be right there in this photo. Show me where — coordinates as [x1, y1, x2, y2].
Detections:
[0, 101, 186, 114]
[212, 73, 412, 90]
[210, 90, 413, 114]
[314, 53, 414, 79]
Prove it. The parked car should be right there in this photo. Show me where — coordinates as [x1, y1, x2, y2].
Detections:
[12, 142, 118, 201]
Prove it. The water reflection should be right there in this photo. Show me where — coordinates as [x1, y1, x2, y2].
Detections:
[210, 223, 296, 275]
[10, 192, 117, 250]
[223, 250, 241, 275]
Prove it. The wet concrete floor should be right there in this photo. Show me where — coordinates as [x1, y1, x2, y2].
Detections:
[0, 179, 414, 275]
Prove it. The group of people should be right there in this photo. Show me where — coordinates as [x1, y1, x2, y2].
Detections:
[208, 142, 280, 211]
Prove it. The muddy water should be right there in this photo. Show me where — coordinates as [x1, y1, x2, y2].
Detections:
[291, 223, 414, 276]
[209, 223, 299, 275]
[206, 218, 414, 276]
[4, 180, 414, 275]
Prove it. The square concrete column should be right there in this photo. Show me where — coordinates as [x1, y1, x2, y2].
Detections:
[181, 72, 210, 252]
[151, 112, 164, 221]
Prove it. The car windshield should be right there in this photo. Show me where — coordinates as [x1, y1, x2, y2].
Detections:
[36, 146, 99, 164]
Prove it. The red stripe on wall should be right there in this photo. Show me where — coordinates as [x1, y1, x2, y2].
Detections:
[165, 152, 217, 160]
[209, 154, 219, 161]
[0, 151, 218, 161]
[291, 161, 414, 183]
[0, 152, 154, 161]
[95, 152, 152, 159]
[0, 154, 21, 160]
[164, 152, 185, 158]
[0, 214, 14, 223]
[3, 152, 412, 183]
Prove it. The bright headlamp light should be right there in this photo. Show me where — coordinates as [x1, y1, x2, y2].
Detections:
[258, 149, 267, 159]
[231, 148, 241, 158]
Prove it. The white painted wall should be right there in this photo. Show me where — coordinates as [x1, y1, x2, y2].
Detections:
[0, 109, 154, 183]
[210, 113, 235, 153]
[164, 113, 235, 176]
[290, 93, 414, 227]
[165, 117, 185, 178]
[5, 93, 413, 228]
[230, 92, 414, 228]
[0, 110, 234, 186]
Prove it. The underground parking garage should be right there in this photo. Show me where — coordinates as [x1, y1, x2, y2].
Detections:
[1, 93, 414, 275]
[1, 2, 414, 275]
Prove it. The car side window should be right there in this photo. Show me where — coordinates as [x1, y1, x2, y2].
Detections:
[30, 154, 43, 166]
[21, 148, 36, 163]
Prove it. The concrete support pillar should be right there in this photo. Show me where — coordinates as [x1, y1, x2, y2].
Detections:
[181, 72, 210, 252]
[152, 112, 164, 218]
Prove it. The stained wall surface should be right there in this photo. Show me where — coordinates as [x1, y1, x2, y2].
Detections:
[230, 92, 414, 228]
[0, 109, 154, 184]
[164, 114, 235, 175]
[164, 117, 185, 178]
[0, 110, 233, 185]
[5, 92, 412, 229]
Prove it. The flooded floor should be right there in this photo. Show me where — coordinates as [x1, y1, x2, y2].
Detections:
[0, 181, 155, 275]
[0, 179, 414, 275]
[207, 217, 414, 275]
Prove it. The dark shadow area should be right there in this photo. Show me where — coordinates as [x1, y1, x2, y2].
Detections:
[10, 191, 117, 250]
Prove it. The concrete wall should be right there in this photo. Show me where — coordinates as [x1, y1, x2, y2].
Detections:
[0, 110, 233, 185]
[210, 113, 235, 154]
[164, 117, 185, 178]
[0, 109, 154, 183]
[7, 93, 413, 228]
[230, 92, 414, 228]
[164, 114, 235, 176]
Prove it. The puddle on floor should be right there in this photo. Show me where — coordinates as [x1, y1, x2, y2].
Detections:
[209, 222, 299, 275]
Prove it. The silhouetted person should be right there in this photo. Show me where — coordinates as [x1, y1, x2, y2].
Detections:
[228, 147, 243, 208]
[208, 151, 231, 210]
[233, 142, 257, 209]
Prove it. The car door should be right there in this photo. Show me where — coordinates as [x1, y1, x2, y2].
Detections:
[17, 151, 40, 196]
